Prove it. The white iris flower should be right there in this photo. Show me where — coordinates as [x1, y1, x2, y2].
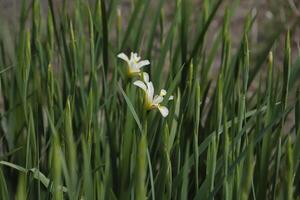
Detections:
[117, 52, 150, 77]
[133, 72, 174, 117]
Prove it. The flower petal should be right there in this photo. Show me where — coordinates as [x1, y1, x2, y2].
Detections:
[160, 89, 167, 96]
[137, 60, 150, 69]
[129, 61, 139, 70]
[117, 53, 129, 63]
[133, 80, 147, 92]
[130, 52, 135, 59]
[147, 81, 154, 101]
[169, 95, 174, 100]
[142, 72, 150, 83]
[131, 52, 141, 62]
[153, 95, 163, 104]
[158, 105, 169, 117]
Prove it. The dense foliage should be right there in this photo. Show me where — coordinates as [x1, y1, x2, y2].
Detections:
[0, 0, 300, 199]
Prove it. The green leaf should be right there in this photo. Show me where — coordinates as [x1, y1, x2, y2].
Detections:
[0, 161, 67, 193]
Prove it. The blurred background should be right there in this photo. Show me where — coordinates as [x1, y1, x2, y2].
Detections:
[1, 0, 300, 92]
[1, 0, 299, 68]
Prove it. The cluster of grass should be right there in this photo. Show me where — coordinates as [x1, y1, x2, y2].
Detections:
[0, 0, 300, 199]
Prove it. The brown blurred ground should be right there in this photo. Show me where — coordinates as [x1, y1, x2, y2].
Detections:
[1, 0, 300, 73]
[1, 0, 299, 48]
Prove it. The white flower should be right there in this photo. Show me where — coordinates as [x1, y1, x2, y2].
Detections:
[133, 72, 174, 117]
[117, 52, 150, 77]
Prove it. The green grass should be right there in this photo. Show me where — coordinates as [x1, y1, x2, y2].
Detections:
[0, 0, 300, 199]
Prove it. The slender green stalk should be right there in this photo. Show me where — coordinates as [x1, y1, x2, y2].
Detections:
[0, 1, 298, 199]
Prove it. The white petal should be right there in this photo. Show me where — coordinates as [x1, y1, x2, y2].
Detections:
[129, 60, 138, 70]
[147, 81, 154, 101]
[142, 72, 150, 83]
[131, 52, 140, 62]
[160, 89, 167, 96]
[117, 53, 129, 63]
[153, 95, 163, 104]
[137, 60, 150, 69]
[130, 52, 135, 60]
[169, 95, 174, 100]
[133, 80, 147, 92]
[158, 106, 169, 117]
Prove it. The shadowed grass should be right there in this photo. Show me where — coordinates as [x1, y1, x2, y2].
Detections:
[0, 0, 299, 199]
